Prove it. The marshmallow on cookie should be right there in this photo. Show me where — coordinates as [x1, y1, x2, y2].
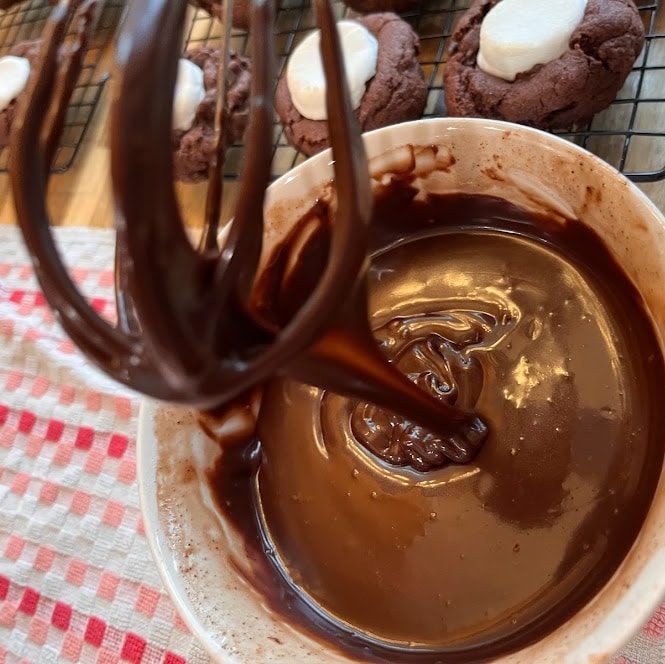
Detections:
[0, 55, 30, 113]
[0, 52, 32, 147]
[477, 0, 587, 81]
[286, 20, 379, 120]
[172, 58, 206, 131]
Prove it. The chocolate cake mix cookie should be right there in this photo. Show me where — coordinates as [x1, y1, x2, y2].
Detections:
[275, 13, 427, 157]
[444, 0, 645, 130]
[0, 40, 41, 147]
[172, 47, 251, 183]
[188, 0, 279, 30]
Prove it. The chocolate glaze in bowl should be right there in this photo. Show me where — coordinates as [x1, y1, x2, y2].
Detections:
[251, 193, 665, 659]
[138, 118, 665, 663]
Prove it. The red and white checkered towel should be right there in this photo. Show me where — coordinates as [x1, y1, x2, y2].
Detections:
[0, 224, 663, 664]
[0, 226, 210, 664]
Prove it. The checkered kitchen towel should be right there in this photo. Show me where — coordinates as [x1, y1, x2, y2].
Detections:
[0, 226, 210, 664]
[0, 224, 664, 664]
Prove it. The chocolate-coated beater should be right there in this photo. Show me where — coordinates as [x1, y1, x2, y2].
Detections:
[10, 0, 487, 463]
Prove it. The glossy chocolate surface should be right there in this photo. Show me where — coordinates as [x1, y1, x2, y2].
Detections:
[207, 189, 665, 661]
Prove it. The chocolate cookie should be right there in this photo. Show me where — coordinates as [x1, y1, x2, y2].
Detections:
[444, 0, 645, 131]
[172, 47, 251, 183]
[0, 40, 41, 147]
[275, 13, 427, 157]
[188, 0, 279, 30]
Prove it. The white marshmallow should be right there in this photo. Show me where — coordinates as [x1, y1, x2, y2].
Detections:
[286, 20, 379, 121]
[477, 0, 588, 82]
[0, 55, 30, 113]
[173, 58, 206, 131]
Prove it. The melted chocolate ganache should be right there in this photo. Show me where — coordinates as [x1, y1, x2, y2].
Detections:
[207, 185, 665, 662]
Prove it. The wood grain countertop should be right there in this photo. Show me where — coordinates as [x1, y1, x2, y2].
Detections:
[1, 1, 665, 229]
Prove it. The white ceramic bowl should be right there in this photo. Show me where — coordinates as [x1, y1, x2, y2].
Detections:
[138, 118, 665, 663]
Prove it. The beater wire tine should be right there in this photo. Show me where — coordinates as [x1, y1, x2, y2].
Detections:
[210, 0, 275, 309]
[10, 0, 136, 368]
[41, 0, 99, 169]
[315, 0, 372, 265]
[258, 0, 371, 347]
[114, 235, 142, 335]
[199, 0, 235, 253]
[111, 0, 220, 381]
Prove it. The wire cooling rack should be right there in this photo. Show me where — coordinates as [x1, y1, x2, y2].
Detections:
[0, 0, 124, 173]
[1, 0, 662, 179]
[558, 0, 665, 183]
[184, 0, 665, 182]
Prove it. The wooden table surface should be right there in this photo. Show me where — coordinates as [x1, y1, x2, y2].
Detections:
[1, 2, 665, 228]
